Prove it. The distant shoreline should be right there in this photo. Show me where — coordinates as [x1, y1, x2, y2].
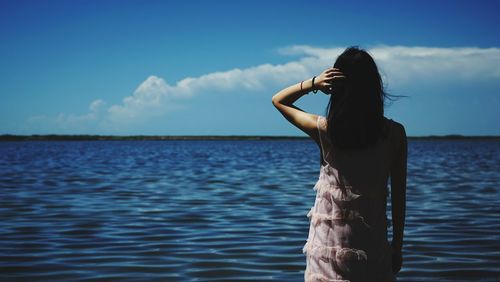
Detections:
[1, 134, 499, 141]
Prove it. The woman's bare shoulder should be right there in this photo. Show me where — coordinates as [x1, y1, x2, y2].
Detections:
[385, 117, 407, 146]
[384, 117, 403, 130]
[392, 120, 406, 137]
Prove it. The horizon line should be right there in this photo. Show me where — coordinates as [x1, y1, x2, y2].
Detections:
[1, 134, 499, 141]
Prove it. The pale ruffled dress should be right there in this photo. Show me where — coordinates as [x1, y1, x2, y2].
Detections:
[303, 116, 396, 282]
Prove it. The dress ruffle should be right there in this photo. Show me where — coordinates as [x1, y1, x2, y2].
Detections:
[313, 181, 361, 202]
[306, 207, 371, 229]
[311, 180, 371, 228]
[302, 240, 368, 263]
[304, 267, 351, 282]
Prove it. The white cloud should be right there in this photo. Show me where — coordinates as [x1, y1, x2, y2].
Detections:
[26, 44, 500, 133]
[89, 99, 105, 112]
[26, 99, 106, 133]
[279, 45, 500, 86]
[102, 59, 315, 125]
[107, 76, 172, 122]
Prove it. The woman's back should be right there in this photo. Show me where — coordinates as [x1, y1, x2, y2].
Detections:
[272, 46, 407, 281]
[303, 115, 399, 282]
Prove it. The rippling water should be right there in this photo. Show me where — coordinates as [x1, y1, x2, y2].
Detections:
[0, 140, 499, 281]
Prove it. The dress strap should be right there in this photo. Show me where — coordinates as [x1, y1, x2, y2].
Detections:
[317, 116, 328, 166]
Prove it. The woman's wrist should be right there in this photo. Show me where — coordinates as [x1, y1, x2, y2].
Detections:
[311, 76, 319, 93]
[300, 77, 315, 93]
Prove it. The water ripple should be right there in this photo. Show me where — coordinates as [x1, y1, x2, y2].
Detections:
[0, 140, 499, 281]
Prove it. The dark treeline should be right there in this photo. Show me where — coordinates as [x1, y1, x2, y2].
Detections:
[1, 134, 499, 141]
[0, 134, 306, 141]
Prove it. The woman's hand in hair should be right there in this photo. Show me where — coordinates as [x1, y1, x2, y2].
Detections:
[315, 67, 345, 95]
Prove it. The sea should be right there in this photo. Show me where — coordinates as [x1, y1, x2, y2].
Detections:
[0, 139, 499, 281]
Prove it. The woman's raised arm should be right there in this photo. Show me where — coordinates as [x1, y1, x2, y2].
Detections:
[271, 76, 318, 139]
[271, 68, 344, 139]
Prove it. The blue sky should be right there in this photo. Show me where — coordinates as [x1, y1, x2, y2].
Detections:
[1, 0, 499, 136]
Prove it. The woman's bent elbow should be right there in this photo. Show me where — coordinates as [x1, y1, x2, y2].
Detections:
[271, 96, 280, 107]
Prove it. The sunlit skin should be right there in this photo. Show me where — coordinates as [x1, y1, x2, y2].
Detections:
[272, 67, 407, 275]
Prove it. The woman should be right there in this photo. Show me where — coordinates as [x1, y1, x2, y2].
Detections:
[272, 46, 407, 282]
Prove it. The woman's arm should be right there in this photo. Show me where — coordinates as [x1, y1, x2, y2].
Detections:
[390, 122, 407, 274]
[271, 77, 318, 139]
[271, 68, 344, 139]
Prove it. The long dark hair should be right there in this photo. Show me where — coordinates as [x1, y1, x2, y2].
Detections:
[326, 46, 393, 150]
